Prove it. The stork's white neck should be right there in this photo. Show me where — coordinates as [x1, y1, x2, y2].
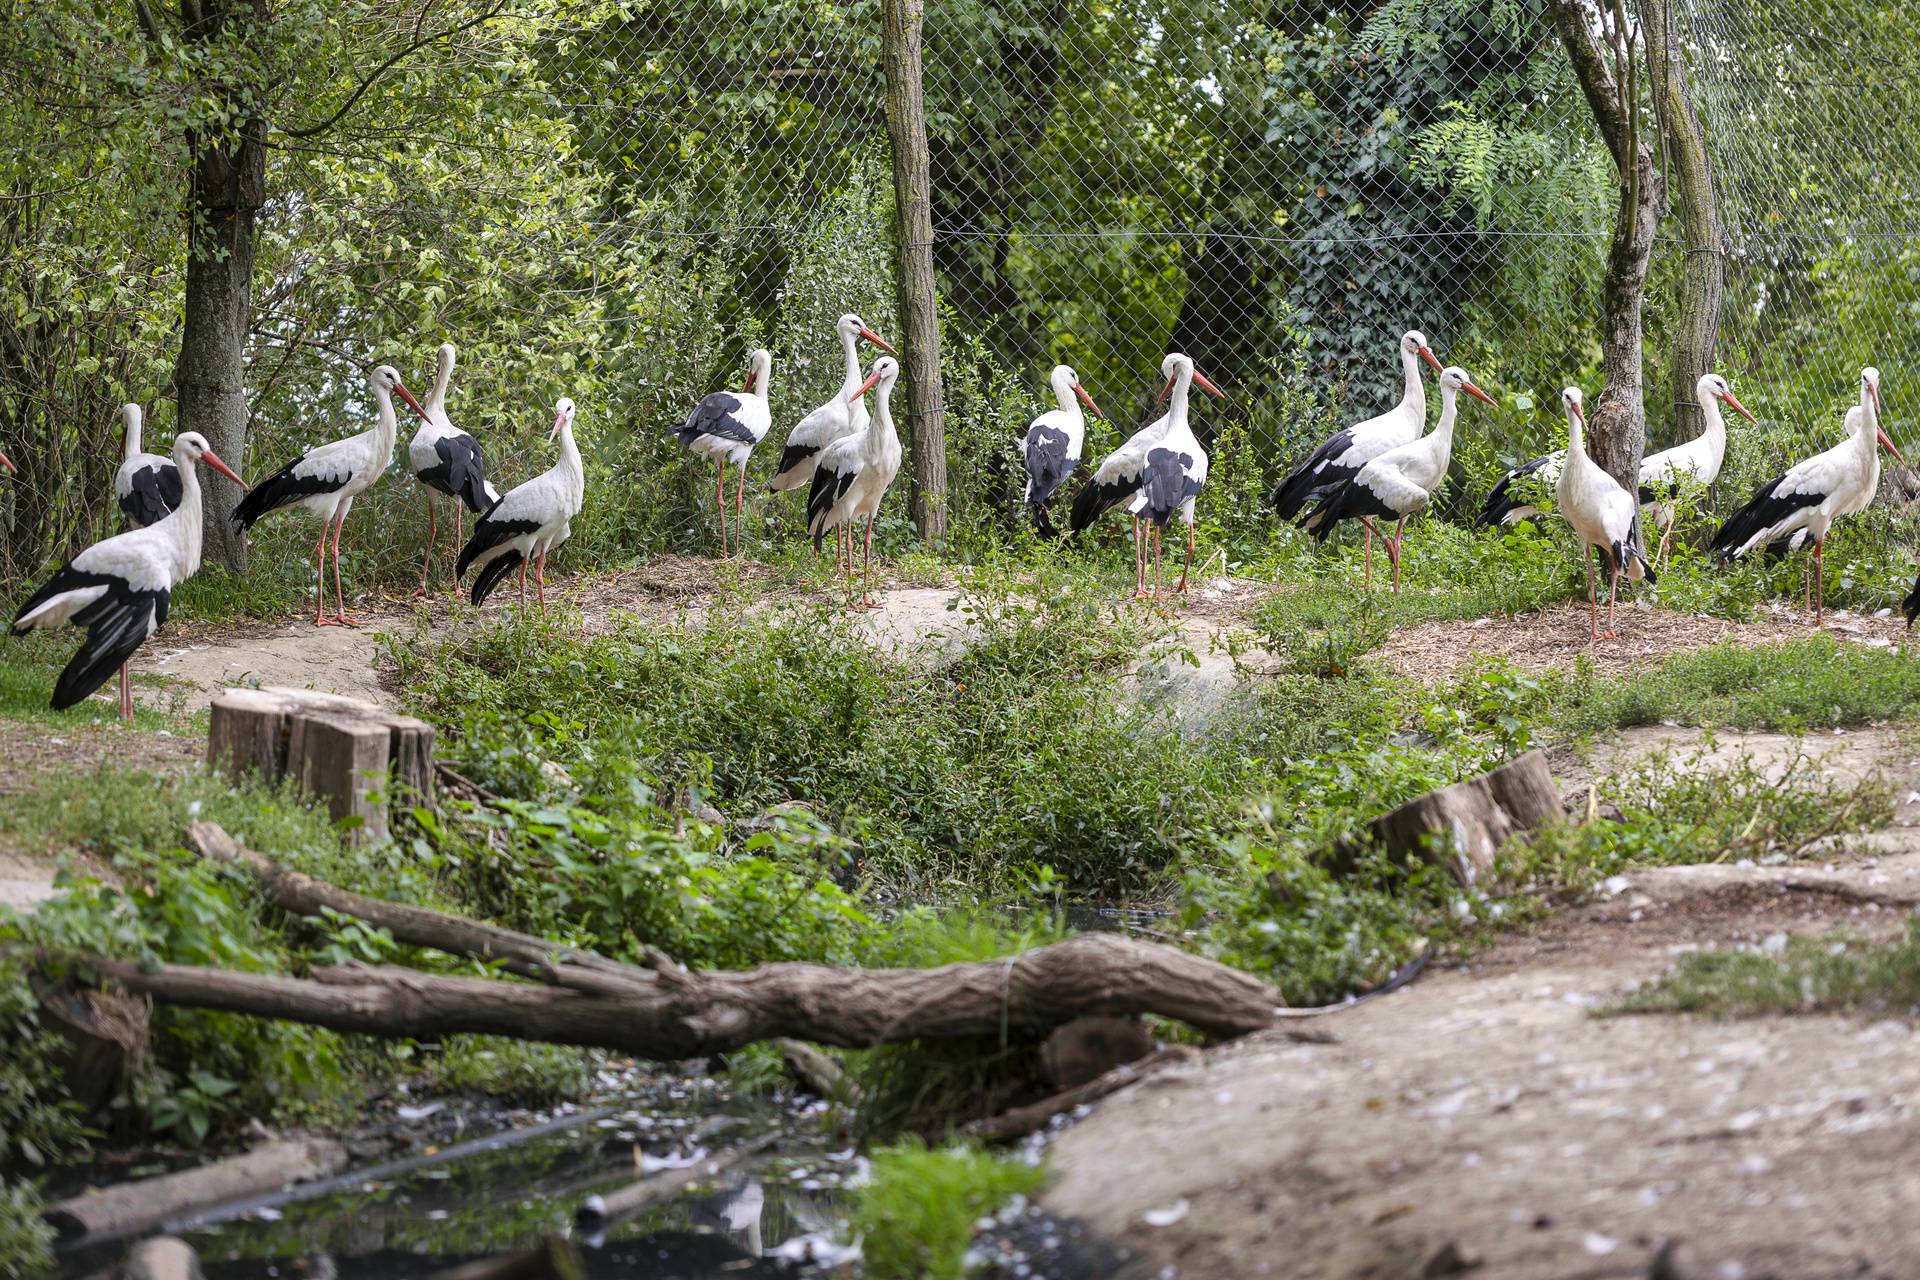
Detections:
[1052, 371, 1081, 419]
[1697, 384, 1727, 451]
[169, 447, 207, 576]
[869, 379, 899, 452]
[370, 384, 401, 468]
[1396, 347, 1428, 423]
[554, 419, 584, 507]
[1166, 370, 1192, 436]
[1432, 385, 1460, 451]
[1566, 410, 1587, 460]
[122, 408, 143, 463]
[840, 330, 864, 398]
[428, 348, 455, 414]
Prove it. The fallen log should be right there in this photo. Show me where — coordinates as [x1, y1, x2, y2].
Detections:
[45, 1137, 348, 1243]
[184, 822, 637, 988]
[581, 1130, 781, 1224]
[79, 926, 1294, 1059]
[960, 1046, 1201, 1144]
[1329, 749, 1562, 886]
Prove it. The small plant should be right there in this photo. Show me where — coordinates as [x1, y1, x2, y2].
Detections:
[848, 1140, 1045, 1280]
[0, 1181, 56, 1279]
[1608, 923, 1920, 1020]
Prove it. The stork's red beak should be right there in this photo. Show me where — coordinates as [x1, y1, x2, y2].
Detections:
[1721, 389, 1757, 422]
[1465, 381, 1498, 407]
[860, 327, 897, 356]
[551, 412, 566, 439]
[1571, 402, 1587, 429]
[1074, 382, 1105, 419]
[855, 367, 886, 397]
[741, 372, 757, 393]
[1418, 346, 1444, 374]
[1193, 370, 1226, 399]
[1155, 378, 1173, 407]
[201, 449, 246, 489]
[0, 450, 14, 474]
[394, 381, 427, 419]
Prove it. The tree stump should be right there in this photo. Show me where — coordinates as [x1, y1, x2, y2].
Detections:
[208, 687, 433, 843]
[1329, 750, 1561, 887]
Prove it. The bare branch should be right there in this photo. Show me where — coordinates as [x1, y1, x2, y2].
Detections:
[279, 0, 509, 141]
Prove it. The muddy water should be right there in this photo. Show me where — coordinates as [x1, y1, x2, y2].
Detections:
[57, 1071, 853, 1279]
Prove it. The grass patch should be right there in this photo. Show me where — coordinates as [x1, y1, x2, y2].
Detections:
[0, 631, 193, 730]
[1610, 923, 1920, 1020]
[848, 1140, 1045, 1280]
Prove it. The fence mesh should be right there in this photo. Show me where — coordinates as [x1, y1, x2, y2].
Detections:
[3, 0, 1916, 583]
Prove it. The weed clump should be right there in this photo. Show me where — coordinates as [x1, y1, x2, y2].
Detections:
[848, 1140, 1045, 1280]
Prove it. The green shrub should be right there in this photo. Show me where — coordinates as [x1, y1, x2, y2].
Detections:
[0, 1181, 55, 1279]
[849, 1141, 1045, 1280]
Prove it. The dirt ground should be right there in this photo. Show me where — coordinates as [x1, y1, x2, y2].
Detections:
[1041, 727, 1920, 1280]
[1376, 601, 1906, 682]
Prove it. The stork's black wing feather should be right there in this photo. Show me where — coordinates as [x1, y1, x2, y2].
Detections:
[1477, 454, 1553, 527]
[1904, 570, 1920, 629]
[456, 512, 542, 579]
[805, 462, 859, 551]
[9, 566, 165, 709]
[419, 434, 496, 514]
[470, 549, 525, 607]
[1023, 425, 1078, 510]
[1271, 429, 1357, 522]
[1710, 476, 1820, 560]
[1140, 447, 1200, 527]
[1304, 475, 1395, 543]
[120, 463, 182, 528]
[232, 452, 344, 529]
[1067, 473, 1138, 536]
[674, 392, 756, 447]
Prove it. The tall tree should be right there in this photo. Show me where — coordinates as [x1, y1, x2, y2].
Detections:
[1548, 0, 1663, 489]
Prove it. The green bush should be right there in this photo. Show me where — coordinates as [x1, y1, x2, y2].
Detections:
[849, 1141, 1045, 1280]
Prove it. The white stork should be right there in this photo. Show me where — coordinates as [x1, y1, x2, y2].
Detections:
[1307, 365, 1496, 593]
[1713, 366, 1903, 625]
[806, 357, 900, 610]
[457, 397, 584, 608]
[1067, 355, 1224, 597]
[114, 403, 181, 529]
[1479, 373, 1756, 560]
[1134, 353, 1220, 598]
[672, 348, 772, 559]
[1021, 364, 1104, 538]
[234, 363, 424, 627]
[407, 342, 500, 594]
[1272, 328, 1444, 583]
[1555, 386, 1657, 640]
[11, 432, 243, 719]
[766, 316, 894, 572]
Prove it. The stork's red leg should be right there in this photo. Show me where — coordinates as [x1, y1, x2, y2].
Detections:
[1585, 545, 1599, 641]
[715, 462, 729, 559]
[119, 664, 132, 722]
[735, 463, 746, 560]
[451, 503, 465, 596]
[536, 549, 548, 607]
[312, 533, 333, 627]
[416, 494, 437, 596]
[518, 557, 528, 606]
[329, 514, 357, 626]
[1604, 561, 1620, 639]
[1152, 524, 1165, 601]
[1814, 541, 1825, 627]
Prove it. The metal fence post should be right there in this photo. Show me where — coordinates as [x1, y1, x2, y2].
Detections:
[880, 0, 946, 544]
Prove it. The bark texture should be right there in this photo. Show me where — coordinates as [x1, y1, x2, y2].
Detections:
[1642, 0, 1726, 445]
[881, 0, 947, 543]
[1331, 750, 1563, 887]
[1550, 0, 1665, 492]
[171, 0, 267, 572]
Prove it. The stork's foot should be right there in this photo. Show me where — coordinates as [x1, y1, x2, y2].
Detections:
[1132, 588, 1154, 601]
[412, 583, 431, 599]
[313, 616, 351, 629]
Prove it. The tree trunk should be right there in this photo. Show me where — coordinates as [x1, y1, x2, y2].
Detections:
[1550, 0, 1665, 493]
[881, 0, 947, 544]
[1642, 0, 1725, 445]
[174, 0, 267, 572]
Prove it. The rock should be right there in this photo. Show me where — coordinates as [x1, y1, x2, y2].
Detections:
[1422, 1240, 1483, 1276]
[120, 1236, 203, 1280]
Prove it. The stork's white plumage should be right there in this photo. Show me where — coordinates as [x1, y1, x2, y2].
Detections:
[408, 342, 501, 593]
[806, 357, 900, 610]
[1712, 366, 1904, 624]
[1479, 373, 1756, 544]
[234, 363, 423, 626]
[1021, 364, 1104, 538]
[1132, 354, 1221, 598]
[1273, 329, 1444, 583]
[12, 432, 244, 719]
[673, 348, 773, 558]
[1308, 366, 1496, 593]
[114, 403, 181, 529]
[458, 397, 584, 609]
[767, 317, 893, 574]
[1068, 355, 1224, 597]
[1554, 387, 1657, 640]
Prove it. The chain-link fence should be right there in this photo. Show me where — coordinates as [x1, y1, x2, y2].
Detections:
[4, 0, 1915, 583]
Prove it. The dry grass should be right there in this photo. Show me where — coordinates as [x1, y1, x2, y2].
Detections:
[1373, 601, 1910, 681]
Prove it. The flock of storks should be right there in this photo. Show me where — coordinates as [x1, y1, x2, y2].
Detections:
[1, 316, 1911, 720]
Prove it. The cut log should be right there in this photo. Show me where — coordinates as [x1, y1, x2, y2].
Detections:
[33, 980, 149, 1115]
[207, 687, 434, 844]
[961, 1045, 1202, 1144]
[428, 1237, 584, 1280]
[1329, 749, 1561, 886]
[121, 1237, 204, 1280]
[45, 1137, 349, 1243]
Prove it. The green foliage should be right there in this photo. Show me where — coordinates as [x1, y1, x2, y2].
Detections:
[1610, 923, 1920, 1020]
[848, 1141, 1045, 1280]
[0, 1181, 56, 1280]
[418, 1038, 604, 1106]
[0, 954, 88, 1170]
